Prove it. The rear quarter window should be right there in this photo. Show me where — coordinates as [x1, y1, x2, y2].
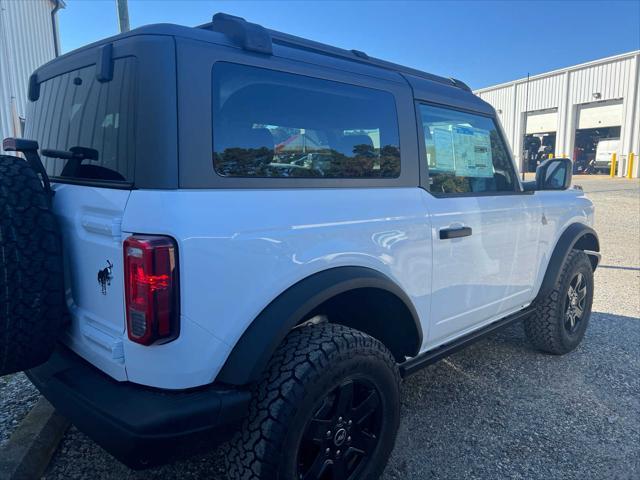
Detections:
[212, 62, 401, 179]
[25, 57, 138, 183]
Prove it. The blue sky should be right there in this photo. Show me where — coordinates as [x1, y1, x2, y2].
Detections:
[58, 0, 640, 89]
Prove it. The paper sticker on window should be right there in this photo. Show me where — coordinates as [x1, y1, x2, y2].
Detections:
[451, 126, 494, 178]
[429, 124, 455, 172]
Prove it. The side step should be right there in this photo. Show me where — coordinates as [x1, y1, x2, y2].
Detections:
[399, 307, 535, 377]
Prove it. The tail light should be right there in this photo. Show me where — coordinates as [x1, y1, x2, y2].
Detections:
[124, 235, 179, 345]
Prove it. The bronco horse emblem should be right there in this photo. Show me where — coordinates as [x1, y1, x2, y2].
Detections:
[97, 260, 113, 295]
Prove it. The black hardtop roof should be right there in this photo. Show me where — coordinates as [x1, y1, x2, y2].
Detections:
[35, 13, 493, 115]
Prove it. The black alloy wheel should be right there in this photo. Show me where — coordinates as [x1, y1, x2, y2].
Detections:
[297, 378, 383, 480]
[226, 323, 400, 480]
[524, 249, 594, 355]
[564, 272, 587, 334]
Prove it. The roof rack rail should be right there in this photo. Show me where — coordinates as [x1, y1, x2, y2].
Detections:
[200, 13, 472, 92]
[450, 78, 472, 91]
[207, 13, 272, 55]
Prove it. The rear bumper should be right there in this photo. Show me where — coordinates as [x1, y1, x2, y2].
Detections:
[27, 345, 251, 468]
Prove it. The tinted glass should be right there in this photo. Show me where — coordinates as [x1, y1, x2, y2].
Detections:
[212, 63, 400, 178]
[544, 161, 569, 189]
[419, 104, 517, 195]
[25, 57, 138, 183]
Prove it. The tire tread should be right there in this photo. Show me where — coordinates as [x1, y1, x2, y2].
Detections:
[524, 249, 592, 355]
[225, 322, 399, 480]
[0, 155, 65, 375]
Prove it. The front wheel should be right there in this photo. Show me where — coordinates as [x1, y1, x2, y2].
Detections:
[226, 323, 400, 480]
[525, 249, 594, 355]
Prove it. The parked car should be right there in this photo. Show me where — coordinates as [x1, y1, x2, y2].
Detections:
[0, 13, 600, 480]
[593, 138, 620, 173]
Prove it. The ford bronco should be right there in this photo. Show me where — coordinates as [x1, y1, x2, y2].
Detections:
[0, 13, 599, 480]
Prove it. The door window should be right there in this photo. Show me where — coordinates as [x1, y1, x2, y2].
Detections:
[419, 104, 518, 195]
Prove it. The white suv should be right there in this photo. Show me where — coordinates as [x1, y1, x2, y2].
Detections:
[0, 13, 599, 480]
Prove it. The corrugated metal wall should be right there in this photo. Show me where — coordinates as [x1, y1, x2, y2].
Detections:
[475, 51, 640, 177]
[0, 0, 57, 142]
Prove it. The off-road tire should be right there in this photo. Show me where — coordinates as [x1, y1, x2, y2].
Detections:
[0, 155, 65, 376]
[524, 249, 594, 355]
[226, 322, 401, 480]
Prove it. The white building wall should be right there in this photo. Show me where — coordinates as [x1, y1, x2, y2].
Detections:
[475, 50, 640, 177]
[0, 0, 59, 142]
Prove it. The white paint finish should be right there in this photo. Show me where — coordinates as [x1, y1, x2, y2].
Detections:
[0, 0, 59, 141]
[577, 100, 623, 129]
[622, 55, 640, 170]
[594, 139, 621, 169]
[120, 187, 433, 385]
[51, 183, 131, 380]
[569, 56, 635, 105]
[47, 180, 595, 389]
[117, 188, 433, 387]
[482, 87, 516, 140]
[516, 74, 565, 113]
[557, 72, 572, 157]
[49, 183, 239, 388]
[123, 315, 232, 389]
[633, 60, 640, 176]
[423, 192, 543, 346]
[534, 189, 595, 295]
[475, 51, 640, 176]
[525, 109, 558, 134]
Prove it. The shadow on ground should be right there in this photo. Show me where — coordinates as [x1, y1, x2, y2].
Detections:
[44, 312, 640, 480]
[387, 312, 640, 480]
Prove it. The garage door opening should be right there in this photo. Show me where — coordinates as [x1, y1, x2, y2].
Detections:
[523, 109, 557, 172]
[574, 127, 620, 173]
[574, 100, 622, 174]
[524, 133, 556, 172]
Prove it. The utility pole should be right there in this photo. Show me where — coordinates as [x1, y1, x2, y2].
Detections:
[116, 0, 130, 33]
[522, 72, 530, 181]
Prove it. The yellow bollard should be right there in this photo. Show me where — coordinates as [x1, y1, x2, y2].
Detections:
[627, 152, 635, 179]
[610, 152, 617, 177]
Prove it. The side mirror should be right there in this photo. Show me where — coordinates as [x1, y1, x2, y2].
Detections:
[536, 158, 572, 190]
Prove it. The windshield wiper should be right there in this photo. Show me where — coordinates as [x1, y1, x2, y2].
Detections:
[41, 146, 99, 178]
[41, 146, 99, 161]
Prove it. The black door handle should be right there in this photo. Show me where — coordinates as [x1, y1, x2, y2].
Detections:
[440, 226, 472, 240]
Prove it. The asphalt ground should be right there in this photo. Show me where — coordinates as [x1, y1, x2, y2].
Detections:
[3, 175, 638, 480]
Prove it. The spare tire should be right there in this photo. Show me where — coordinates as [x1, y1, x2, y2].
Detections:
[0, 154, 65, 376]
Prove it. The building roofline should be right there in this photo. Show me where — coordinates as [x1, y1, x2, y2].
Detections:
[474, 50, 640, 93]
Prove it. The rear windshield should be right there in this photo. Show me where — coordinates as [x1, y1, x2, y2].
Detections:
[25, 57, 138, 184]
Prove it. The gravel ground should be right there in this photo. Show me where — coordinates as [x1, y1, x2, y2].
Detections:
[7, 176, 640, 479]
[0, 373, 40, 447]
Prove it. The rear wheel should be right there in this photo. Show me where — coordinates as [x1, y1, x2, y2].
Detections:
[525, 249, 594, 355]
[226, 323, 400, 480]
[0, 155, 65, 376]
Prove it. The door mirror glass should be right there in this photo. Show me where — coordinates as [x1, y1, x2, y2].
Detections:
[536, 158, 572, 190]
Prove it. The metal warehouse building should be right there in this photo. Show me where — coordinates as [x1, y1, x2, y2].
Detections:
[474, 50, 640, 178]
[0, 0, 62, 142]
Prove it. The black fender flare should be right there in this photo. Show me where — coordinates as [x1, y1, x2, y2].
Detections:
[216, 266, 422, 385]
[536, 223, 600, 300]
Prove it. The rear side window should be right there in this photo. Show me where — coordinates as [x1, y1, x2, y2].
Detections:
[419, 104, 518, 195]
[25, 57, 138, 183]
[212, 62, 401, 178]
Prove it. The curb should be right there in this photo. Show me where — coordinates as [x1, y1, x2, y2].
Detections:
[0, 398, 69, 480]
